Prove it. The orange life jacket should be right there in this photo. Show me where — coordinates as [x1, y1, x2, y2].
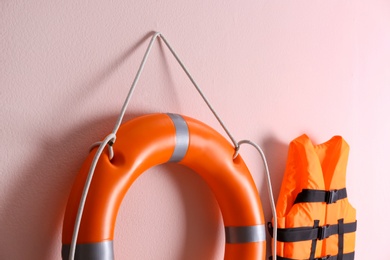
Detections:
[269, 134, 357, 260]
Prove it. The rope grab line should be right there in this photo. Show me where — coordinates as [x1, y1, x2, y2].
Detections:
[68, 32, 277, 260]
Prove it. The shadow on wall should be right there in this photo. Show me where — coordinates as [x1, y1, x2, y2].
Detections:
[259, 136, 289, 258]
[167, 164, 223, 260]
[262, 135, 289, 206]
[115, 163, 223, 259]
[0, 113, 128, 259]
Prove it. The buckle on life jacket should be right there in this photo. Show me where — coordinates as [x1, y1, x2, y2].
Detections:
[315, 255, 331, 260]
[318, 225, 331, 240]
[325, 189, 338, 204]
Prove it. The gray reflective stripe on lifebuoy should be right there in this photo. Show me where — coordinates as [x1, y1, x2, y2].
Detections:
[167, 113, 189, 162]
[225, 225, 266, 244]
[61, 241, 114, 260]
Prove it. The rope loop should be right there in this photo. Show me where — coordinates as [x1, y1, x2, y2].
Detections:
[89, 134, 116, 160]
[233, 143, 241, 159]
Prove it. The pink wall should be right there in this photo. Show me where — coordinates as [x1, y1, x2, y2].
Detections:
[1, 1, 389, 259]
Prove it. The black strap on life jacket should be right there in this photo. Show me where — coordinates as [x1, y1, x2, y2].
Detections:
[270, 251, 355, 260]
[310, 220, 320, 259]
[268, 220, 356, 260]
[294, 188, 347, 204]
[337, 219, 344, 260]
[267, 220, 357, 242]
[270, 187, 355, 259]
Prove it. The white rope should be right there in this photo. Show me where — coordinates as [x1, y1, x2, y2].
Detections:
[110, 32, 161, 135]
[68, 32, 275, 259]
[158, 34, 239, 150]
[235, 140, 277, 260]
[68, 133, 116, 260]
[90, 32, 239, 155]
[70, 31, 239, 259]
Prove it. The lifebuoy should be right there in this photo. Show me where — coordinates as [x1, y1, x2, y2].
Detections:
[62, 113, 266, 259]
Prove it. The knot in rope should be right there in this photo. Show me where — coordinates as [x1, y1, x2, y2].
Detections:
[90, 134, 116, 160]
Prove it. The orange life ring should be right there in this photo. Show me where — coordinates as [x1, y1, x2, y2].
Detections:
[62, 113, 266, 259]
